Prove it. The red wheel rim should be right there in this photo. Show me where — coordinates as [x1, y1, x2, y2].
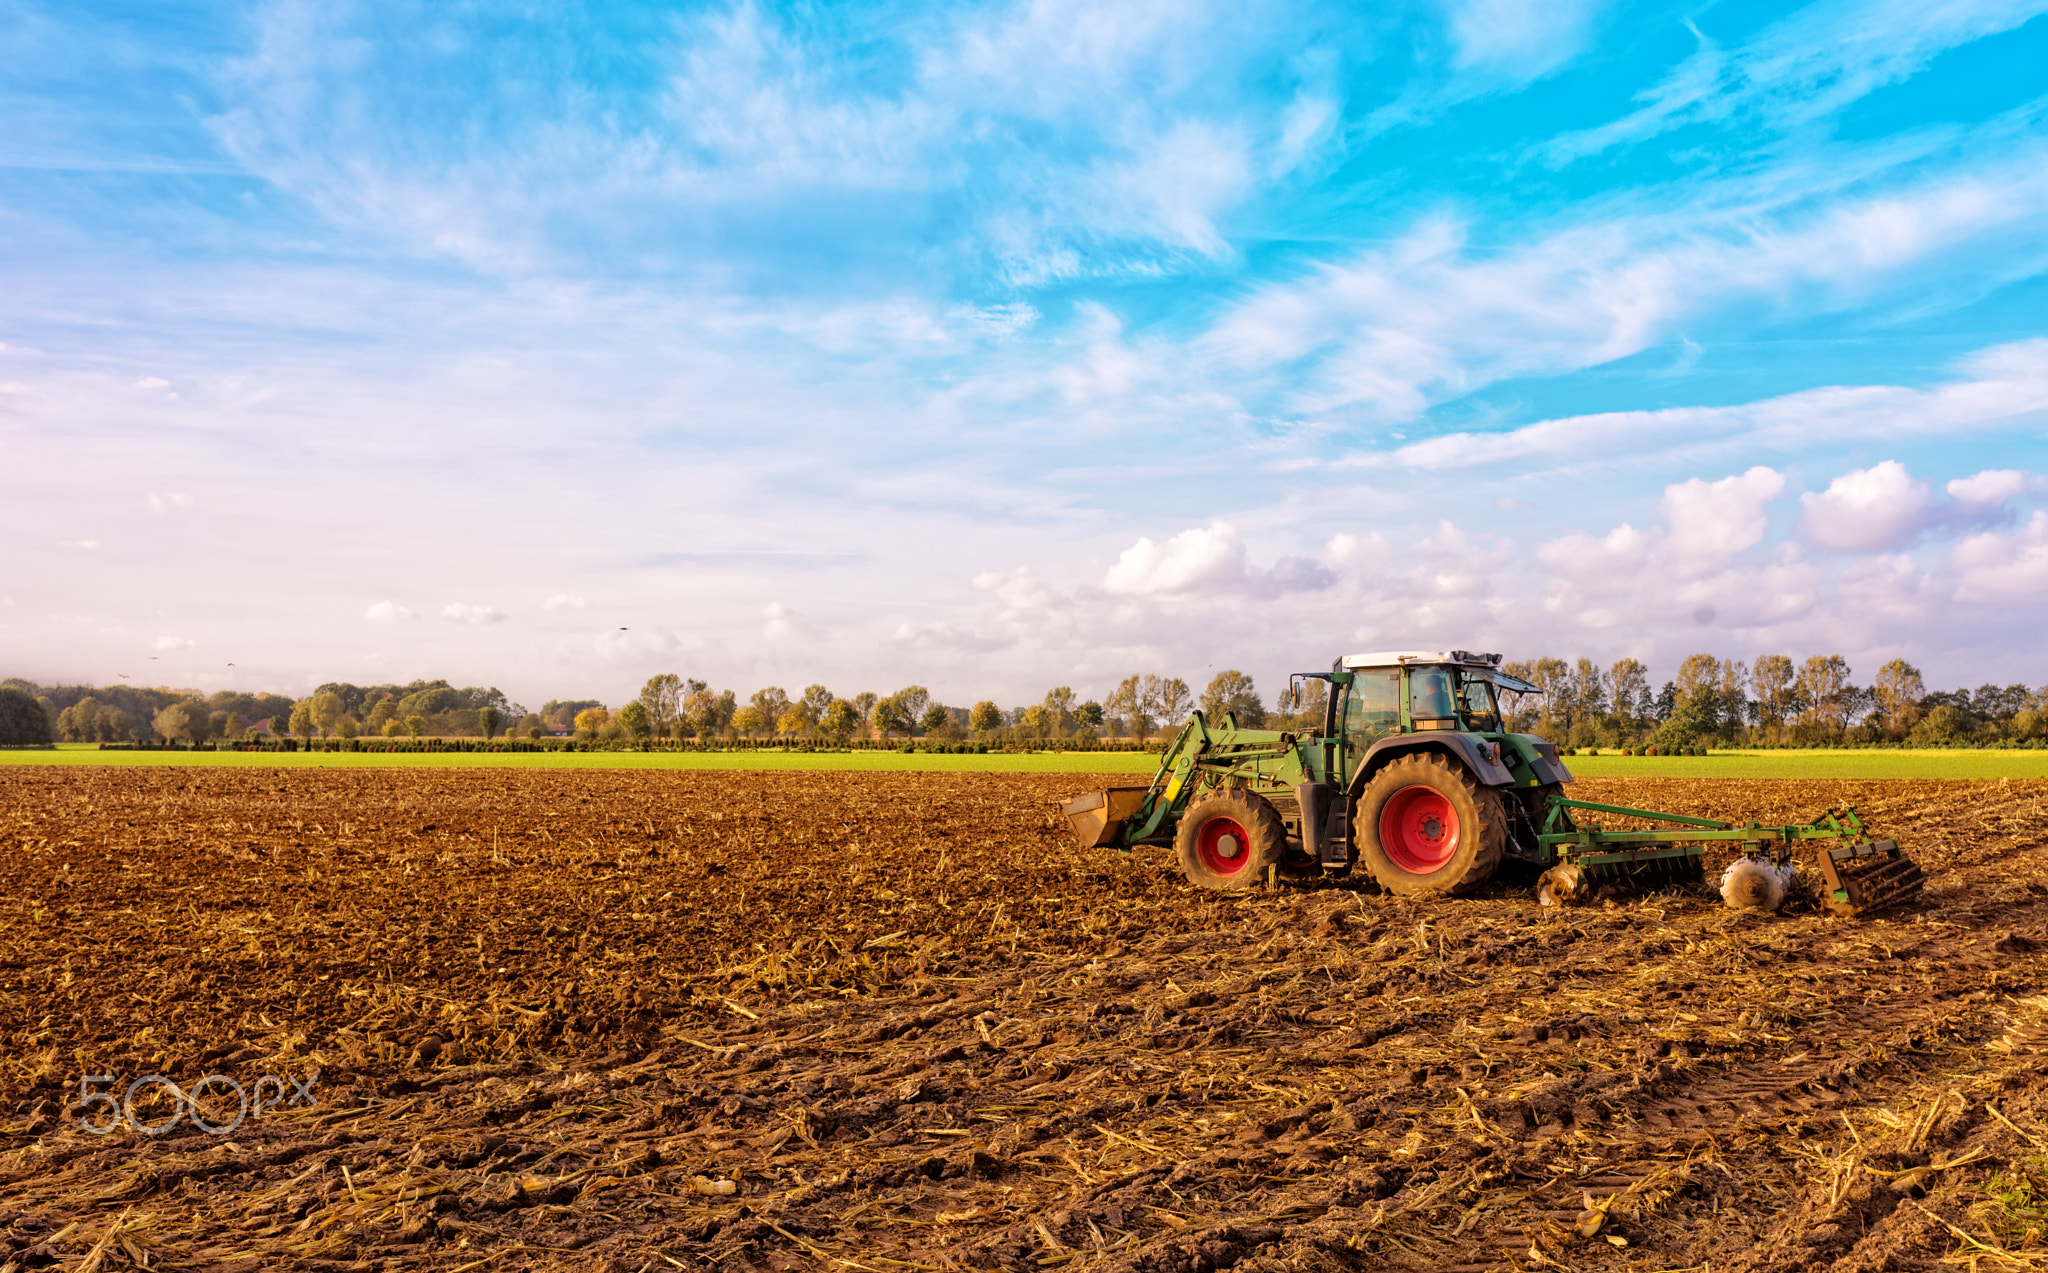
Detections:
[1196, 816, 1254, 876]
[1380, 786, 1459, 873]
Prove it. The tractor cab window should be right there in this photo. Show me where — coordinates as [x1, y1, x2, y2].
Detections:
[1343, 673, 1399, 749]
[1459, 676, 1501, 732]
[1409, 667, 1457, 726]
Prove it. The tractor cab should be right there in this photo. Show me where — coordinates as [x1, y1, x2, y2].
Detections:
[1315, 650, 1554, 794]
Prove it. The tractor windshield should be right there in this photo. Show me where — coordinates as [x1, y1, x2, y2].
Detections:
[1458, 675, 1501, 731]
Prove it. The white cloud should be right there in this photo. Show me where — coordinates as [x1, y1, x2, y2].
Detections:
[542, 593, 589, 611]
[1800, 461, 1937, 552]
[1951, 510, 2048, 603]
[441, 602, 506, 625]
[154, 635, 194, 651]
[1539, 0, 2048, 166]
[1370, 339, 2048, 475]
[59, 539, 101, 550]
[147, 492, 195, 513]
[1101, 522, 1340, 599]
[762, 601, 820, 641]
[1947, 468, 2043, 509]
[1207, 148, 2048, 420]
[364, 601, 417, 622]
[1662, 467, 1785, 561]
[135, 377, 170, 389]
[1441, 0, 1602, 83]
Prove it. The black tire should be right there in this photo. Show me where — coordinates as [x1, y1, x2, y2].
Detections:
[1174, 788, 1286, 891]
[1355, 753, 1507, 895]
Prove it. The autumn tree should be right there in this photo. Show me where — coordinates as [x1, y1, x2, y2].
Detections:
[1075, 700, 1104, 730]
[638, 674, 683, 739]
[307, 692, 346, 738]
[1872, 659, 1926, 734]
[1794, 655, 1855, 731]
[1106, 676, 1151, 740]
[969, 700, 1002, 734]
[1750, 656, 1795, 732]
[1200, 670, 1264, 727]
[1605, 659, 1650, 731]
[1147, 675, 1192, 730]
[822, 699, 860, 740]
[618, 700, 652, 741]
[1043, 686, 1076, 736]
[405, 715, 426, 739]
[891, 686, 931, 729]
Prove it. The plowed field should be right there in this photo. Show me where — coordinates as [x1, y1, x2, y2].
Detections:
[3, 768, 2047, 1273]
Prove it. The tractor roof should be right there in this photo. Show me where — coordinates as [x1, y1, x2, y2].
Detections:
[1340, 650, 1504, 670]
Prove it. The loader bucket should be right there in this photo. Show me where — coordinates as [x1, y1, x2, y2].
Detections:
[1063, 788, 1149, 849]
[1817, 839, 1926, 917]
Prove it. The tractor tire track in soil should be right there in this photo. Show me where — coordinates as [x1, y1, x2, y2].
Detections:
[3, 769, 2047, 1272]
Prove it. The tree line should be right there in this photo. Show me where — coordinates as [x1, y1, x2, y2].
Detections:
[1499, 654, 2048, 748]
[7, 655, 2038, 749]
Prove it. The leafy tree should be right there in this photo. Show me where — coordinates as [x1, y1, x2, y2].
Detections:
[822, 699, 860, 739]
[638, 674, 683, 739]
[853, 692, 878, 736]
[618, 700, 652, 741]
[871, 695, 913, 739]
[383, 720, 405, 738]
[573, 707, 610, 739]
[1042, 686, 1076, 736]
[1106, 675, 1151, 740]
[1018, 705, 1050, 738]
[405, 715, 425, 739]
[0, 687, 53, 745]
[308, 692, 346, 738]
[970, 700, 1002, 734]
[1605, 658, 1650, 731]
[479, 705, 502, 738]
[801, 684, 834, 721]
[731, 705, 766, 737]
[920, 703, 952, 736]
[776, 705, 811, 737]
[1871, 659, 1925, 734]
[1794, 655, 1854, 731]
[365, 695, 399, 731]
[289, 701, 316, 739]
[1199, 670, 1264, 727]
[749, 687, 792, 734]
[1750, 655, 1795, 730]
[335, 715, 360, 740]
[152, 698, 210, 742]
[1075, 700, 1104, 730]
[891, 686, 930, 730]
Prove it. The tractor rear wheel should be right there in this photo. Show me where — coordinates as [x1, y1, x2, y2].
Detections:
[1356, 753, 1507, 895]
[1174, 788, 1286, 891]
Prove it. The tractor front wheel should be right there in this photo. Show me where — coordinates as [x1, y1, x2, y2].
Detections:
[1174, 788, 1286, 891]
[1356, 754, 1507, 895]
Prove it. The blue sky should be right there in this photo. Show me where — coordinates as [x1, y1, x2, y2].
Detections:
[4, 0, 2047, 709]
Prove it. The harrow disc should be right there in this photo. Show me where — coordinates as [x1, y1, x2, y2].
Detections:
[1818, 840, 1926, 917]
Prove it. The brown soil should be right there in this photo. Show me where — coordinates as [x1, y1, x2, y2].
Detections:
[3, 768, 2046, 1272]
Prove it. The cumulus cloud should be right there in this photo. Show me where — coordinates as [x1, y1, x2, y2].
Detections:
[542, 593, 590, 611]
[1951, 510, 2048, 604]
[1800, 461, 1937, 552]
[1661, 467, 1785, 561]
[154, 635, 194, 651]
[441, 602, 506, 625]
[1102, 522, 1335, 599]
[364, 601, 417, 622]
[762, 601, 820, 641]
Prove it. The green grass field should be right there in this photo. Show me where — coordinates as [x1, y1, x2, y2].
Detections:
[3, 742, 2045, 779]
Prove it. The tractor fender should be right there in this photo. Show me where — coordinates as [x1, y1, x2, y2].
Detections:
[1348, 734, 1516, 798]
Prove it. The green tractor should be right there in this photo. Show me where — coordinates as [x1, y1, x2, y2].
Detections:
[1063, 650, 1926, 913]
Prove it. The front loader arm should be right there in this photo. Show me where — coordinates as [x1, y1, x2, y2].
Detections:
[1123, 714, 1213, 844]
